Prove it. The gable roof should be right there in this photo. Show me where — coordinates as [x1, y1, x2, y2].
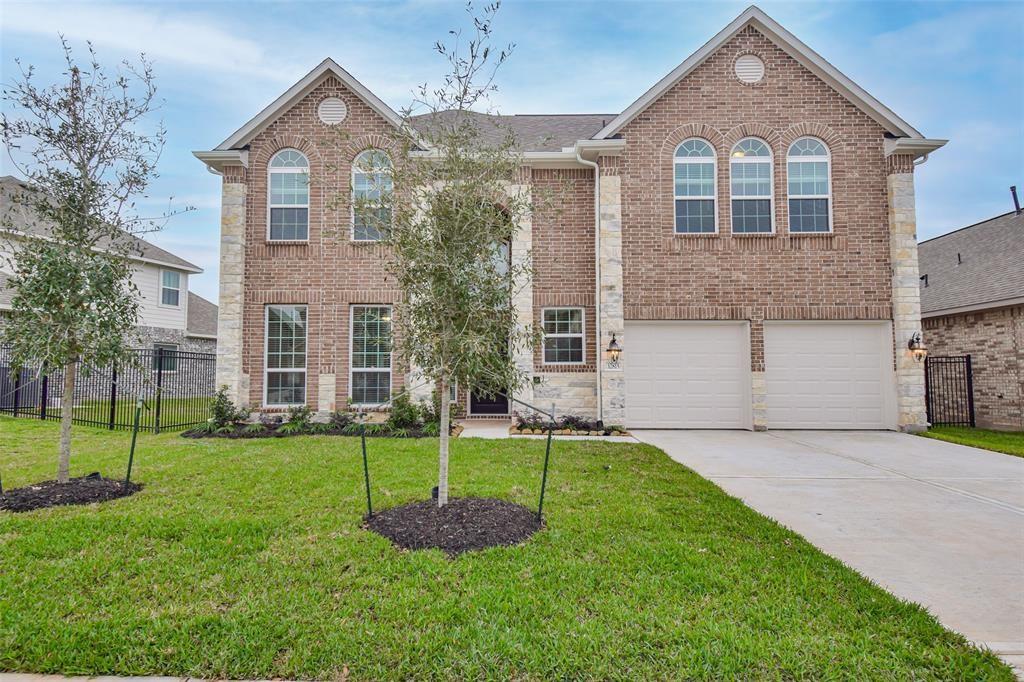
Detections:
[594, 5, 927, 141]
[215, 59, 404, 151]
[0, 176, 201, 273]
[186, 291, 218, 338]
[410, 111, 615, 152]
[919, 210, 1024, 316]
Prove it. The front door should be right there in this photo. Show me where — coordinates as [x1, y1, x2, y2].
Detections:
[470, 389, 509, 415]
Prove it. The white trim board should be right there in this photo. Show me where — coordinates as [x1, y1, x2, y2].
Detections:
[593, 5, 927, 142]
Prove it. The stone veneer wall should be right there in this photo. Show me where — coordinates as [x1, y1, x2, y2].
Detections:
[132, 326, 216, 355]
[924, 305, 1024, 431]
[217, 176, 248, 405]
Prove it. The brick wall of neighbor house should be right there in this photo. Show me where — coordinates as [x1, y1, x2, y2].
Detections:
[615, 25, 893, 342]
[924, 306, 1024, 431]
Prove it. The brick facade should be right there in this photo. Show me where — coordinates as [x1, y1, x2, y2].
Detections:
[208, 19, 932, 429]
[924, 306, 1024, 431]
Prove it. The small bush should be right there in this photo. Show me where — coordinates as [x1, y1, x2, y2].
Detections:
[516, 411, 550, 431]
[277, 405, 312, 434]
[387, 393, 422, 431]
[210, 386, 250, 429]
[330, 410, 353, 430]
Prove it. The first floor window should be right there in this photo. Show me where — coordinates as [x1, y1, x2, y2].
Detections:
[161, 270, 181, 306]
[543, 308, 584, 364]
[266, 305, 307, 405]
[152, 343, 179, 372]
[351, 305, 392, 404]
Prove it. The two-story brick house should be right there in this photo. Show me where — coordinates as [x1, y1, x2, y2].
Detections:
[195, 6, 945, 431]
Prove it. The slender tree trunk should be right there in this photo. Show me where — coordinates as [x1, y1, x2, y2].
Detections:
[57, 359, 77, 483]
[438, 374, 450, 507]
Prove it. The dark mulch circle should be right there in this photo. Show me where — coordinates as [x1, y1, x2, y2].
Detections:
[0, 473, 142, 513]
[365, 497, 543, 556]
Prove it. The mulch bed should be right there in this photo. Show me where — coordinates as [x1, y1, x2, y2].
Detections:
[0, 473, 141, 513]
[182, 424, 463, 440]
[365, 497, 543, 556]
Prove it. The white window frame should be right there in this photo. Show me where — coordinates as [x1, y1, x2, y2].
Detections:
[351, 149, 393, 242]
[264, 304, 308, 408]
[267, 148, 310, 242]
[729, 137, 775, 234]
[541, 307, 586, 366]
[786, 137, 833, 234]
[673, 138, 718, 234]
[449, 380, 459, 403]
[349, 304, 393, 406]
[159, 269, 181, 308]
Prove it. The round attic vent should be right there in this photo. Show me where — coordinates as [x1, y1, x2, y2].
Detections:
[318, 97, 348, 125]
[734, 54, 765, 83]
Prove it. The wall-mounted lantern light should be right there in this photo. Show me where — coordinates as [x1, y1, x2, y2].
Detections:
[908, 332, 928, 362]
[607, 334, 622, 369]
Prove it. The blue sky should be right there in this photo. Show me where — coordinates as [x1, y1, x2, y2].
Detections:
[2, 0, 1022, 301]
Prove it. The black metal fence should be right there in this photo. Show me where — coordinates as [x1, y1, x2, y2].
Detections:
[925, 355, 976, 427]
[0, 346, 216, 432]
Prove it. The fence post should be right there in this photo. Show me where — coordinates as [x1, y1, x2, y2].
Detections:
[40, 373, 48, 420]
[12, 371, 20, 418]
[923, 356, 932, 425]
[965, 354, 976, 428]
[154, 348, 164, 434]
[108, 364, 118, 430]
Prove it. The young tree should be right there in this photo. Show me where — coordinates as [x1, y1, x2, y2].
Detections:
[353, 2, 542, 506]
[1, 41, 180, 483]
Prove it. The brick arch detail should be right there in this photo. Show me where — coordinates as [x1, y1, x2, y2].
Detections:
[779, 123, 843, 152]
[660, 123, 727, 157]
[253, 135, 322, 170]
[722, 123, 781, 152]
[343, 134, 399, 161]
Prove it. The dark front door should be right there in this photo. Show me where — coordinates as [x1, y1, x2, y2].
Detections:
[470, 389, 509, 415]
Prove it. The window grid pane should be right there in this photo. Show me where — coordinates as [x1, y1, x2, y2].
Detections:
[270, 208, 309, 240]
[544, 336, 583, 364]
[675, 199, 715, 233]
[731, 199, 773, 233]
[161, 287, 180, 306]
[674, 162, 714, 197]
[789, 199, 830, 232]
[542, 308, 584, 363]
[787, 161, 828, 196]
[351, 371, 390, 405]
[730, 162, 771, 197]
[267, 372, 305, 405]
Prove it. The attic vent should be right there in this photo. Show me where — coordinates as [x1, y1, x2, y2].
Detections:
[734, 54, 765, 84]
[318, 97, 348, 125]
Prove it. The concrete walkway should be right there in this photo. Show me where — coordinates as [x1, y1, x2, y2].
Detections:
[634, 429, 1024, 675]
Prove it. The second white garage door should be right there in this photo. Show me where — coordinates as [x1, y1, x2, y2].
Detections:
[624, 321, 751, 429]
[764, 321, 896, 430]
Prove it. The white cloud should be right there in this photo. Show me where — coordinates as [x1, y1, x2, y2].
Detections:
[2, 2, 300, 83]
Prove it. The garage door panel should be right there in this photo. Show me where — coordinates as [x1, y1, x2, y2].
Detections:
[764, 322, 895, 430]
[625, 322, 751, 429]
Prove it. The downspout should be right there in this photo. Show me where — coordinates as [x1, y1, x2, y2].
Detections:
[575, 145, 603, 424]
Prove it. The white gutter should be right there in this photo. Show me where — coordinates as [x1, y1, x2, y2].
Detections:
[574, 143, 603, 424]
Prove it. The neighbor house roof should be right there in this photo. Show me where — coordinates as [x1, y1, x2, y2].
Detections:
[918, 210, 1024, 316]
[0, 175, 201, 273]
[186, 291, 218, 338]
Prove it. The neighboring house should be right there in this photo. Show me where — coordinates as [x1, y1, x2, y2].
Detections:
[195, 6, 945, 431]
[0, 175, 218, 355]
[919, 206, 1024, 431]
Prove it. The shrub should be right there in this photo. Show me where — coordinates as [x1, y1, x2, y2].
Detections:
[243, 422, 267, 435]
[558, 415, 599, 432]
[330, 410, 354, 430]
[210, 386, 250, 429]
[276, 405, 312, 434]
[515, 411, 549, 431]
[387, 393, 422, 431]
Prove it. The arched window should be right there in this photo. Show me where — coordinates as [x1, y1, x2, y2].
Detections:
[352, 150, 393, 241]
[730, 138, 773, 233]
[673, 139, 717, 233]
[787, 137, 831, 233]
[268, 149, 309, 241]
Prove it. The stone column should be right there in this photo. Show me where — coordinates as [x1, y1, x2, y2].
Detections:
[887, 155, 927, 432]
[216, 173, 249, 406]
[599, 168, 626, 425]
[509, 177, 534, 411]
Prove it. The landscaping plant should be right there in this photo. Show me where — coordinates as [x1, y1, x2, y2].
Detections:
[0, 42, 187, 483]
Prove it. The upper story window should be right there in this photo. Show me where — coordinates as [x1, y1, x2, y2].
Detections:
[352, 150, 393, 242]
[268, 149, 309, 241]
[730, 138, 773, 233]
[674, 139, 717, 234]
[787, 137, 831, 233]
[160, 269, 181, 307]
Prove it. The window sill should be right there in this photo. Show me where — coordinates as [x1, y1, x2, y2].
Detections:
[265, 240, 309, 245]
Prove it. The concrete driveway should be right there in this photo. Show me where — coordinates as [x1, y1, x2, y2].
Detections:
[634, 429, 1024, 672]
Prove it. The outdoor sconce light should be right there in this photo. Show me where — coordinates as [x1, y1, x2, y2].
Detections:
[908, 332, 928, 362]
[607, 334, 622, 369]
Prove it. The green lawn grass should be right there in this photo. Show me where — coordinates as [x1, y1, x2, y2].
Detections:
[0, 417, 1012, 680]
[920, 426, 1024, 459]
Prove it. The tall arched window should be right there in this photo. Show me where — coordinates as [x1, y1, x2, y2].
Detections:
[674, 139, 717, 233]
[268, 149, 309, 241]
[787, 137, 831, 233]
[352, 149, 393, 241]
[730, 138, 773, 233]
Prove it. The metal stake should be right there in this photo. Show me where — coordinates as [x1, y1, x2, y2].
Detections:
[537, 402, 556, 521]
[361, 412, 373, 517]
[126, 398, 144, 484]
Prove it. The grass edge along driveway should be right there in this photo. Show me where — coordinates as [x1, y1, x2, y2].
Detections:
[920, 425, 1024, 459]
[0, 417, 1014, 681]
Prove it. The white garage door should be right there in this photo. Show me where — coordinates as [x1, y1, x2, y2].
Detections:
[625, 321, 751, 429]
[764, 321, 896, 430]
